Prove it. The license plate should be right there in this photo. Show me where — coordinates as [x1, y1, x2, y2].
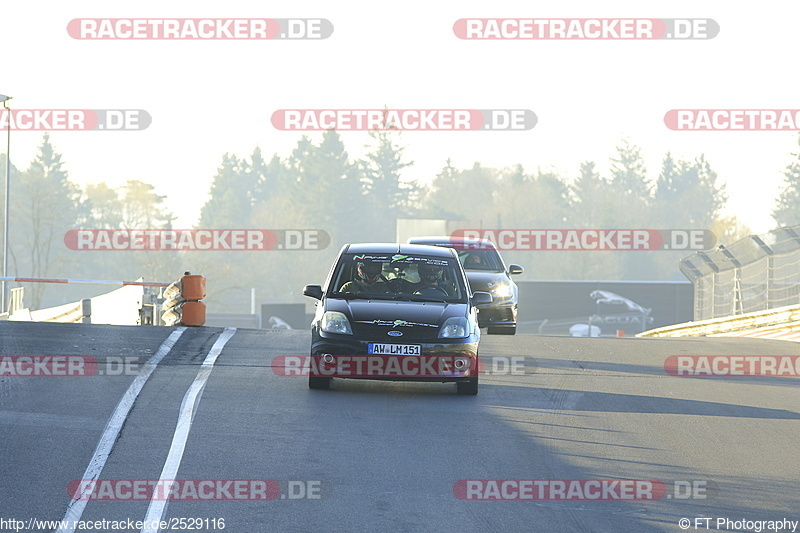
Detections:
[368, 343, 421, 355]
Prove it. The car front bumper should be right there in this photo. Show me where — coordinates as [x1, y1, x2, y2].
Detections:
[310, 334, 479, 382]
[477, 301, 517, 328]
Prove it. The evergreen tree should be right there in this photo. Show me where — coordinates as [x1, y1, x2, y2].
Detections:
[424, 161, 496, 221]
[82, 183, 124, 229]
[359, 129, 415, 240]
[653, 153, 726, 227]
[571, 161, 615, 228]
[610, 138, 650, 200]
[608, 139, 651, 228]
[10, 134, 83, 306]
[198, 153, 256, 228]
[301, 130, 364, 238]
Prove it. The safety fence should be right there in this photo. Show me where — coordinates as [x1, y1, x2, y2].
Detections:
[679, 225, 800, 320]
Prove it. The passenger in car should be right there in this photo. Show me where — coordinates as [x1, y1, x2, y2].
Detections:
[414, 263, 456, 297]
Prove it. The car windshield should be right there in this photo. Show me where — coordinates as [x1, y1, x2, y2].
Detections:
[455, 249, 504, 271]
[329, 253, 468, 302]
[410, 241, 505, 271]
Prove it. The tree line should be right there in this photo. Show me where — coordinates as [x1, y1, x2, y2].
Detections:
[2, 131, 799, 311]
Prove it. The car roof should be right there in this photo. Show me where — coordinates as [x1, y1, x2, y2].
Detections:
[344, 242, 456, 258]
[407, 236, 497, 250]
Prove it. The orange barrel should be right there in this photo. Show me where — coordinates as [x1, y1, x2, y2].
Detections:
[181, 274, 206, 300]
[181, 301, 207, 326]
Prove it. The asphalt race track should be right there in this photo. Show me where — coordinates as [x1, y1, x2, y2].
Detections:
[1, 322, 799, 533]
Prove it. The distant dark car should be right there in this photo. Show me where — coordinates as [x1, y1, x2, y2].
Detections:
[302, 243, 492, 395]
[407, 236, 523, 335]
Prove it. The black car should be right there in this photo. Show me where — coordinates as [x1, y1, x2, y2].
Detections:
[407, 236, 523, 335]
[302, 243, 492, 395]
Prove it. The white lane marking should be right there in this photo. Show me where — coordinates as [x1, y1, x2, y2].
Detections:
[57, 327, 187, 533]
[142, 327, 237, 533]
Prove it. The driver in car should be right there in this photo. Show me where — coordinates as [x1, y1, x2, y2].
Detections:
[414, 263, 456, 297]
[340, 261, 389, 294]
[463, 254, 484, 268]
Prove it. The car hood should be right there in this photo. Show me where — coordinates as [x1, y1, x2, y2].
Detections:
[324, 298, 468, 340]
[330, 298, 465, 323]
[465, 270, 509, 292]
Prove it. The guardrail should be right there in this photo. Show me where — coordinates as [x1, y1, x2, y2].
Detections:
[0, 276, 171, 325]
[636, 303, 800, 338]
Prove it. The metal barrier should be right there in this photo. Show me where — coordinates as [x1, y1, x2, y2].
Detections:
[0, 276, 170, 325]
[679, 225, 800, 320]
[637, 303, 800, 338]
[8, 287, 23, 314]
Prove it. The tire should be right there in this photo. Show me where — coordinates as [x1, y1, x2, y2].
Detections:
[308, 376, 331, 390]
[488, 325, 516, 335]
[457, 377, 478, 395]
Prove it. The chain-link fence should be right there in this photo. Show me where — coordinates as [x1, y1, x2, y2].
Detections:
[679, 225, 800, 320]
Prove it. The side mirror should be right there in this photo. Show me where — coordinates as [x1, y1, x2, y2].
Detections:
[472, 291, 493, 305]
[508, 264, 524, 275]
[303, 284, 323, 300]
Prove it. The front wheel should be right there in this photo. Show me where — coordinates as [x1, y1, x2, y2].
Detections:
[308, 376, 331, 390]
[456, 377, 478, 395]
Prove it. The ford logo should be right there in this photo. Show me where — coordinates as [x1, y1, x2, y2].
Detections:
[387, 330, 403, 337]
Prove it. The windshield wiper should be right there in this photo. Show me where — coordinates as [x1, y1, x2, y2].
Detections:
[407, 296, 448, 303]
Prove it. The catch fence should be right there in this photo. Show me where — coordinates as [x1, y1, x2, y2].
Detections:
[679, 225, 800, 320]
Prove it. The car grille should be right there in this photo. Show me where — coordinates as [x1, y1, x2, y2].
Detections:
[352, 323, 440, 341]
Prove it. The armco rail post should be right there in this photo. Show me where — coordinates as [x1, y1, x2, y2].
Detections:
[161, 271, 206, 326]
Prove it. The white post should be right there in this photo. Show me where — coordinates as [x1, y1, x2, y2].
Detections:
[1, 95, 12, 313]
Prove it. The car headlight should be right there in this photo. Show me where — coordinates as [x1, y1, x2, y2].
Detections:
[439, 317, 469, 338]
[320, 311, 352, 334]
[490, 283, 512, 298]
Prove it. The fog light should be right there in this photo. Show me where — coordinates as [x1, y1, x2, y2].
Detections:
[323, 354, 335, 364]
[454, 358, 468, 370]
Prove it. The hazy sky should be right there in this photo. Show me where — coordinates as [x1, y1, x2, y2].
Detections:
[1, 1, 797, 233]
